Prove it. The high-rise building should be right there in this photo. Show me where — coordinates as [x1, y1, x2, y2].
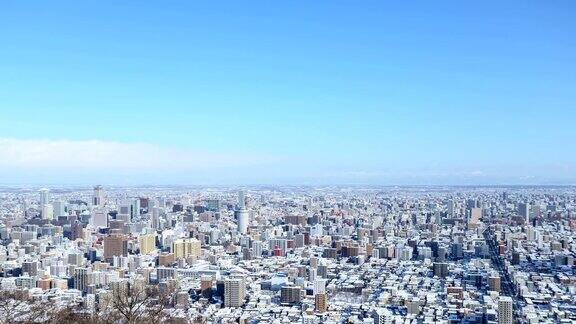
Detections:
[200, 276, 213, 298]
[314, 279, 326, 295]
[315, 293, 328, 313]
[498, 296, 513, 324]
[22, 261, 39, 276]
[468, 207, 482, 228]
[103, 234, 128, 262]
[117, 201, 132, 222]
[52, 200, 66, 219]
[235, 191, 249, 234]
[519, 202, 530, 223]
[252, 241, 263, 258]
[39, 188, 50, 206]
[74, 267, 92, 292]
[172, 238, 201, 259]
[139, 234, 156, 254]
[446, 199, 455, 217]
[224, 276, 246, 307]
[433, 262, 449, 278]
[280, 285, 302, 305]
[41, 204, 53, 220]
[91, 208, 108, 228]
[117, 198, 140, 222]
[489, 275, 501, 292]
[498, 296, 514, 324]
[131, 199, 141, 217]
[93, 185, 105, 207]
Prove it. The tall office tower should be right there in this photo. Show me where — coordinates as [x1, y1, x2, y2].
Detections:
[39, 188, 50, 206]
[315, 293, 328, 313]
[519, 202, 530, 223]
[158, 196, 167, 208]
[489, 274, 501, 292]
[224, 276, 246, 307]
[235, 191, 249, 234]
[314, 278, 327, 295]
[238, 190, 245, 209]
[93, 185, 105, 207]
[433, 262, 449, 278]
[139, 233, 156, 254]
[91, 208, 108, 228]
[74, 267, 92, 292]
[468, 207, 482, 229]
[67, 252, 84, 266]
[172, 238, 201, 259]
[498, 296, 513, 324]
[280, 285, 302, 305]
[131, 199, 141, 217]
[41, 204, 54, 220]
[52, 200, 65, 219]
[252, 241, 263, 258]
[103, 234, 128, 263]
[117, 201, 132, 221]
[446, 199, 455, 217]
[150, 206, 160, 230]
[434, 211, 442, 224]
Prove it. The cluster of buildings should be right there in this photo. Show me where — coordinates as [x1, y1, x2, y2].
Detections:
[0, 185, 574, 323]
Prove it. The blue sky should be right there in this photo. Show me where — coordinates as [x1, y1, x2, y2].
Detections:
[1, 1, 575, 185]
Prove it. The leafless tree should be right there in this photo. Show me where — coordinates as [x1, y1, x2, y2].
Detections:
[0, 290, 33, 324]
[0, 282, 179, 324]
[109, 281, 177, 324]
[0, 290, 64, 324]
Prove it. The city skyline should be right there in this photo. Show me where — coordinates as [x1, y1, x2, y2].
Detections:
[1, 3, 575, 322]
[1, 1, 575, 185]
[0, 184, 574, 322]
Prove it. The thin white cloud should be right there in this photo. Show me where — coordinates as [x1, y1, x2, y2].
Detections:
[0, 138, 271, 171]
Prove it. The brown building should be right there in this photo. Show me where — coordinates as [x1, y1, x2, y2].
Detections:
[103, 234, 128, 262]
[365, 244, 374, 257]
[159, 252, 175, 266]
[447, 286, 463, 300]
[72, 221, 84, 240]
[200, 276, 213, 298]
[37, 277, 51, 290]
[315, 293, 327, 312]
[488, 275, 501, 292]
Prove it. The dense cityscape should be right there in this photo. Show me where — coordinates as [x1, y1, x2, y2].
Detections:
[2, 0, 575, 323]
[0, 185, 574, 323]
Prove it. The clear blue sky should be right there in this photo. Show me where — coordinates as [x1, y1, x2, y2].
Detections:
[0, 1, 575, 185]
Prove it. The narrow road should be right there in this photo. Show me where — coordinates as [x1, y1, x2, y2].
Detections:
[484, 227, 523, 319]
